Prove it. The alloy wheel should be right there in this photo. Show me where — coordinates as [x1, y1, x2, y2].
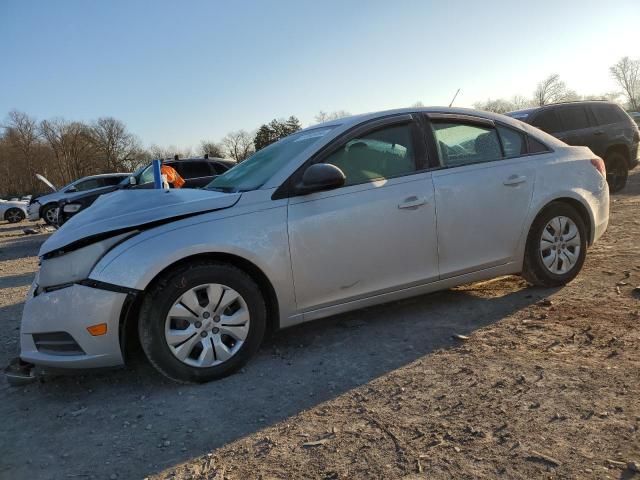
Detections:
[6, 210, 23, 223]
[164, 283, 250, 367]
[539, 216, 581, 275]
[45, 207, 58, 224]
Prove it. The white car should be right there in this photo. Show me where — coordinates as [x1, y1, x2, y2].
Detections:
[14, 107, 609, 384]
[28, 173, 129, 225]
[0, 199, 28, 224]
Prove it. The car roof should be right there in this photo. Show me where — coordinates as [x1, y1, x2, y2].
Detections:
[309, 106, 534, 131]
[507, 100, 621, 117]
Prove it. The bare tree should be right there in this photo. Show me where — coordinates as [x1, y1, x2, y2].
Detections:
[511, 95, 533, 110]
[610, 57, 639, 110]
[199, 140, 225, 158]
[411, 101, 425, 108]
[221, 130, 254, 162]
[473, 98, 516, 114]
[3, 110, 40, 191]
[314, 110, 351, 123]
[90, 117, 141, 172]
[40, 118, 96, 184]
[533, 74, 570, 106]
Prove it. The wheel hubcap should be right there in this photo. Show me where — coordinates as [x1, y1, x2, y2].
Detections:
[7, 211, 21, 222]
[164, 283, 250, 368]
[539, 216, 581, 275]
[45, 208, 57, 223]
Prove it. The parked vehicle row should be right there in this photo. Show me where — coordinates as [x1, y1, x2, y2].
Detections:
[12, 107, 610, 384]
[506, 101, 639, 192]
[28, 173, 130, 225]
[57, 157, 235, 225]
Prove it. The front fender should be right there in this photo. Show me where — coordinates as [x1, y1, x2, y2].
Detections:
[89, 204, 297, 321]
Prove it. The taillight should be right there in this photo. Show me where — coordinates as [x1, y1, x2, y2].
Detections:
[591, 158, 606, 177]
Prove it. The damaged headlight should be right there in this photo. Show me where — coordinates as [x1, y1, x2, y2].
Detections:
[38, 231, 137, 289]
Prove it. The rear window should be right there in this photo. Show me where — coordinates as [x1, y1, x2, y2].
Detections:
[556, 106, 590, 131]
[497, 126, 526, 157]
[591, 104, 626, 125]
[531, 109, 563, 134]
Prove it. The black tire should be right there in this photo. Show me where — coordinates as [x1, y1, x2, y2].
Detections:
[138, 261, 267, 383]
[522, 202, 588, 287]
[605, 151, 628, 193]
[4, 208, 25, 224]
[41, 203, 58, 226]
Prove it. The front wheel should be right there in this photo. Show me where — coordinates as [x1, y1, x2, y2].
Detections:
[41, 204, 58, 226]
[139, 261, 266, 383]
[522, 202, 587, 287]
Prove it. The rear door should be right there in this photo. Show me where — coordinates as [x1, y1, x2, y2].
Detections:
[427, 115, 537, 278]
[589, 103, 630, 157]
[554, 105, 597, 151]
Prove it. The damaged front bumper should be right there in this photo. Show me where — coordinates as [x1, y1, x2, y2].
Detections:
[19, 281, 128, 369]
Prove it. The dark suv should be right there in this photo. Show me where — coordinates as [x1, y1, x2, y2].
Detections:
[507, 101, 639, 192]
[57, 157, 235, 225]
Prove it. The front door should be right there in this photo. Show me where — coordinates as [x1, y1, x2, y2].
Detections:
[287, 117, 439, 312]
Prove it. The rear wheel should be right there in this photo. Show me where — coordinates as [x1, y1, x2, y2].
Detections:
[139, 261, 266, 383]
[605, 152, 628, 193]
[522, 202, 587, 287]
[4, 208, 25, 224]
[41, 204, 58, 226]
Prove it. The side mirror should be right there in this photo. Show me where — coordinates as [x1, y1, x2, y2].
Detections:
[66, 186, 77, 193]
[297, 163, 345, 194]
[128, 176, 137, 185]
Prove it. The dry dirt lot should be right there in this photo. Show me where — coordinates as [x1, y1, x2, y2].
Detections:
[1, 171, 639, 480]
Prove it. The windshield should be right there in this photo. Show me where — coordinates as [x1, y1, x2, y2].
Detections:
[120, 164, 153, 186]
[206, 127, 335, 192]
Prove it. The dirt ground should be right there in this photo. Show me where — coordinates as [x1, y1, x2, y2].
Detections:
[1, 172, 639, 480]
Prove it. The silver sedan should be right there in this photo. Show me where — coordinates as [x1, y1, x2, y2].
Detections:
[17, 107, 609, 383]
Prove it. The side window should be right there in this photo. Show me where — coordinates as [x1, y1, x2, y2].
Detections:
[531, 109, 563, 134]
[497, 125, 526, 157]
[75, 179, 101, 191]
[103, 176, 125, 186]
[592, 104, 624, 125]
[179, 161, 212, 178]
[323, 123, 416, 186]
[527, 137, 551, 154]
[556, 106, 590, 131]
[432, 122, 502, 167]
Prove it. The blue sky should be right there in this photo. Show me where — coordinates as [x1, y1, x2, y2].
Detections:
[1, 0, 638, 149]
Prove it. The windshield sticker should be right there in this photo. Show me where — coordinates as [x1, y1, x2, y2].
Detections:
[293, 128, 333, 142]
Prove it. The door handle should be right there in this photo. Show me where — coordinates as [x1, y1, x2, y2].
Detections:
[398, 196, 427, 209]
[503, 175, 527, 186]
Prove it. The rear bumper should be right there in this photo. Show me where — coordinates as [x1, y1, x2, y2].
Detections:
[592, 182, 609, 245]
[19, 282, 127, 369]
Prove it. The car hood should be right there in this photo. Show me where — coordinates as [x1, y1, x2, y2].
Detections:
[36, 174, 57, 192]
[40, 188, 241, 256]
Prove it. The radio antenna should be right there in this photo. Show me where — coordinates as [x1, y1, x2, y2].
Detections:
[449, 88, 461, 107]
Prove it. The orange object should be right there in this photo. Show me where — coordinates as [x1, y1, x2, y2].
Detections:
[161, 165, 185, 188]
[87, 323, 108, 336]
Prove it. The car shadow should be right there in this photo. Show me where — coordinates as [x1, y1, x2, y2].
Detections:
[0, 275, 554, 480]
[0, 233, 49, 262]
[0, 272, 35, 289]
